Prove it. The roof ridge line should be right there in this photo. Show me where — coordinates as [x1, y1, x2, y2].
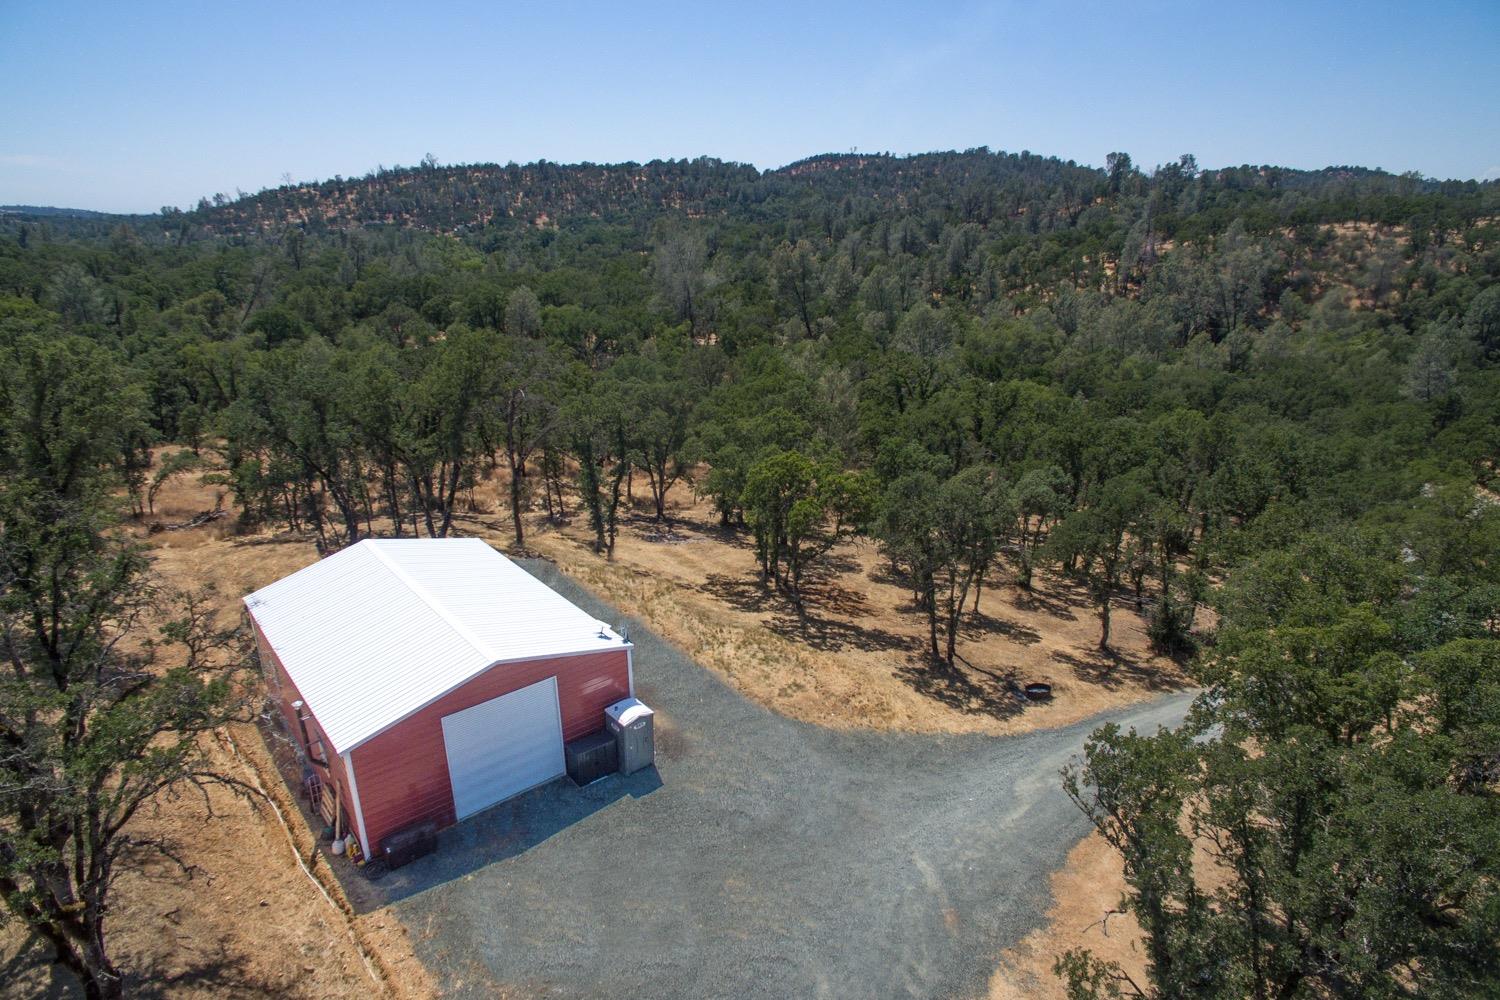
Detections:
[361, 540, 497, 664]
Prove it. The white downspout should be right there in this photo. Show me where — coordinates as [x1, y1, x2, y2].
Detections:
[343, 750, 371, 857]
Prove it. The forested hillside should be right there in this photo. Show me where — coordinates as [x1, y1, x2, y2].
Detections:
[3, 149, 1499, 997]
[3, 146, 1498, 671]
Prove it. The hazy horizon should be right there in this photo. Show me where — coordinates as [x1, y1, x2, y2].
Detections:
[4, 0, 1498, 213]
[5, 145, 1496, 218]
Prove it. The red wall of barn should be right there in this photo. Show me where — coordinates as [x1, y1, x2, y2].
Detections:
[250, 616, 358, 840]
[349, 648, 630, 853]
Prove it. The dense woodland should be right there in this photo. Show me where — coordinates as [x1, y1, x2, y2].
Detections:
[2, 149, 1498, 997]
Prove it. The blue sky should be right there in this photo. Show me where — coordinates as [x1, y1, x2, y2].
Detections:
[3, 1, 1497, 213]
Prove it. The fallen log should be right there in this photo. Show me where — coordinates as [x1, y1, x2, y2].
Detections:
[148, 507, 229, 533]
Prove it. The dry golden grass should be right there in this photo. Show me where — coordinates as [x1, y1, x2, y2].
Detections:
[463, 475, 1189, 737]
[2, 452, 435, 999]
[989, 832, 1145, 1000]
[5, 452, 1189, 997]
[989, 813, 1235, 998]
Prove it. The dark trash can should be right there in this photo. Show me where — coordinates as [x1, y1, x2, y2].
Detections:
[565, 728, 619, 786]
[382, 820, 438, 869]
[1024, 683, 1053, 701]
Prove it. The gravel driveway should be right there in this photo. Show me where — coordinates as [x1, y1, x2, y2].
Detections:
[370, 559, 1193, 999]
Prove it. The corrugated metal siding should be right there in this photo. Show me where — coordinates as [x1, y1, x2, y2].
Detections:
[243, 538, 630, 754]
[252, 618, 357, 839]
[350, 649, 629, 851]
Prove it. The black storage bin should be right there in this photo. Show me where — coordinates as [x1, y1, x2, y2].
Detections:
[565, 729, 618, 786]
[382, 820, 438, 869]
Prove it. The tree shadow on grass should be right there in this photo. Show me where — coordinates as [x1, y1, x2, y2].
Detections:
[621, 507, 759, 551]
[763, 610, 911, 655]
[693, 519, 758, 552]
[1051, 645, 1185, 693]
[864, 560, 914, 592]
[0, 932, 70, 1000]
[815, 550, 865, 577]
[126, 939, 273, 1000]
[797, 575, 876, 621]
[700, 572, 776, 615]
[892, 656, 1028, 722]
[3, 930, 277, 1000]
[628, 515, 697, 544]
[700, 572, 908, 654]
[1009, 584, 1081, 621]
[958, 608, 1043, 646]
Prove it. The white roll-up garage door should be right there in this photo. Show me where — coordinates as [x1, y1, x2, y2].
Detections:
[441, 677, 565, 820]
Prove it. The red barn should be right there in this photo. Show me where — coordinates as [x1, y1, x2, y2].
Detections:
[245, 538, 633, 857]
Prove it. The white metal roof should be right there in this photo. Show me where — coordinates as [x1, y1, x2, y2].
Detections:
[244, 538, 628, 754]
